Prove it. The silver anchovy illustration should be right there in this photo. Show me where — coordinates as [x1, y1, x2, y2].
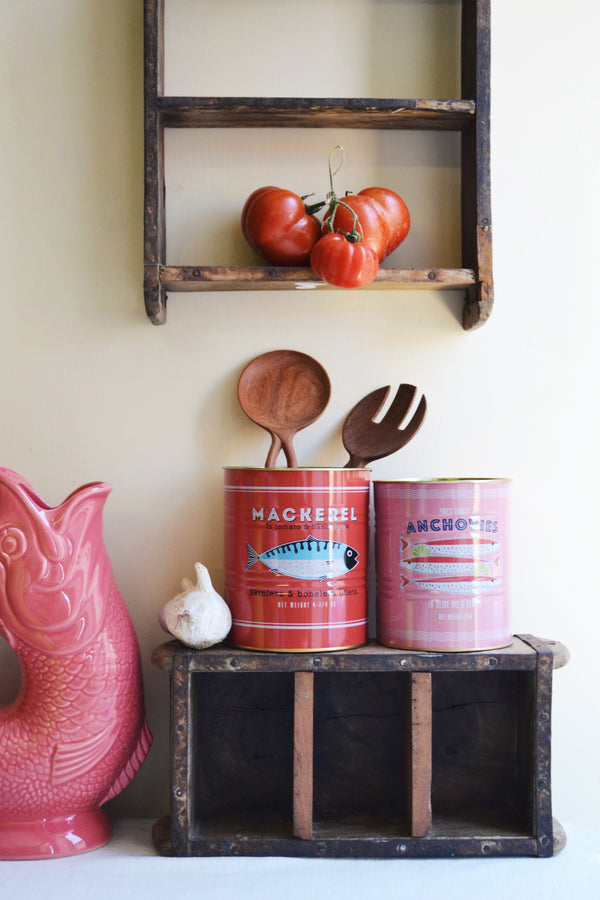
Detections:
[400, 558, 492, 577]
[402, 575, 501, 594]
[401, 537, 501, 558]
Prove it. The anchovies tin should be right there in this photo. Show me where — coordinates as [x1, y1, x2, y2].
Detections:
[224, 468, 370, 651]
[374, 479, 511, 651]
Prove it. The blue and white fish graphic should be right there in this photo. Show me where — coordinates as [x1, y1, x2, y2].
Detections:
[400, 538, 501, 559]
[246, 535, 359, 582]
[400, 557, 493, 577]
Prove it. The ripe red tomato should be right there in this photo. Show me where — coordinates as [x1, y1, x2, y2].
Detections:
[241, 186, 322, 266]
[324, 187, 410, 262]
[310, 233, 379, 289]
[360, 187, 411, 256]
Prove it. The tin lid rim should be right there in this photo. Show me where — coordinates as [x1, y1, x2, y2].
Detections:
[223, 466, 372, 472]
[373, 477, 511, 484]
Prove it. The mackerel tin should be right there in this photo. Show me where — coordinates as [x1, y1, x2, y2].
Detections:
[224, 468, 370, 651]
[374, 479, 511, 651]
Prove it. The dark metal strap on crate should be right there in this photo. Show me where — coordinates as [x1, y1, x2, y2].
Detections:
[516, 635, 556, 857]
[169, 654, 192, 856]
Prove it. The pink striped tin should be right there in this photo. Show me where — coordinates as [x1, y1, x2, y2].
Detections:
[224, 467, 370, 651]
[374, 479, 511, 651]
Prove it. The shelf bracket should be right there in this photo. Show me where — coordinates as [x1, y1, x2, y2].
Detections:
[463, 223, 494, 330]
[463, 279, 494, 330]
[144, 265, 167, 325]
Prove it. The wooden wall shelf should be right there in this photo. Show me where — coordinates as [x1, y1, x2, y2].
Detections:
[144, 0, 493, 328]
[151, 635, 568, 859]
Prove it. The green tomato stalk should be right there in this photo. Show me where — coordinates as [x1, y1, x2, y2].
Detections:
[322, 145, 364, 243]
[301, 193, 326, 216]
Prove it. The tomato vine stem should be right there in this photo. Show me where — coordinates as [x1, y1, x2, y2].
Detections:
[323, 145, 364, 243]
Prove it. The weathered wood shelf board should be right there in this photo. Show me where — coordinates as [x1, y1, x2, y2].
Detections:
[151, 635, 568, 859]
[144, 0, 493, 328]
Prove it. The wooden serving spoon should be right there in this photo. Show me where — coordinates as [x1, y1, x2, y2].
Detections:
[237, 350, 331, 468]
[342, 384, 427, 468]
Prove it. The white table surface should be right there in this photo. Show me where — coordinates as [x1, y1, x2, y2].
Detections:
[0, 819, 598, 900]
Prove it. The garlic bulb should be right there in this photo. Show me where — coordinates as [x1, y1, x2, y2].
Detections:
[159, 562, 232, 649]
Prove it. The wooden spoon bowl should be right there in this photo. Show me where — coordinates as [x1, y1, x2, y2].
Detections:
[237, 350, 331, 467]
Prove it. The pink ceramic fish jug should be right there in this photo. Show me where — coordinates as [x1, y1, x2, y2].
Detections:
[0, 467, 152, 859]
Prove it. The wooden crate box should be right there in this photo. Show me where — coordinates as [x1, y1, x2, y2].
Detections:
[151, 635, 568, 858]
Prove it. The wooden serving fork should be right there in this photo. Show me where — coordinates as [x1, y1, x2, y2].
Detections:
[342, 384, 427, 469]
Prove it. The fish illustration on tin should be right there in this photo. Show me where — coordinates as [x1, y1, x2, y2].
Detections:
[400, 556, 493, 577]
[246, 535, 359, 582]
[401, 575, 501, 594]
[400, 537, 501, 559]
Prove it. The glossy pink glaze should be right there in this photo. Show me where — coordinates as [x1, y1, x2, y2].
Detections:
[0, 467, 151, 859]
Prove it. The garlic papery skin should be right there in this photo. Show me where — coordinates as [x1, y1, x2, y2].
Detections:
[159, 562, 232, 649]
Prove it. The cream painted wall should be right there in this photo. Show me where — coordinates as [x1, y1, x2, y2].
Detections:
[1, 0, 598, 828]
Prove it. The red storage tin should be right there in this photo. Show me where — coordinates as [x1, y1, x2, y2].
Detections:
[374, 478, 511, 651]
[224, 468, 370, 651]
